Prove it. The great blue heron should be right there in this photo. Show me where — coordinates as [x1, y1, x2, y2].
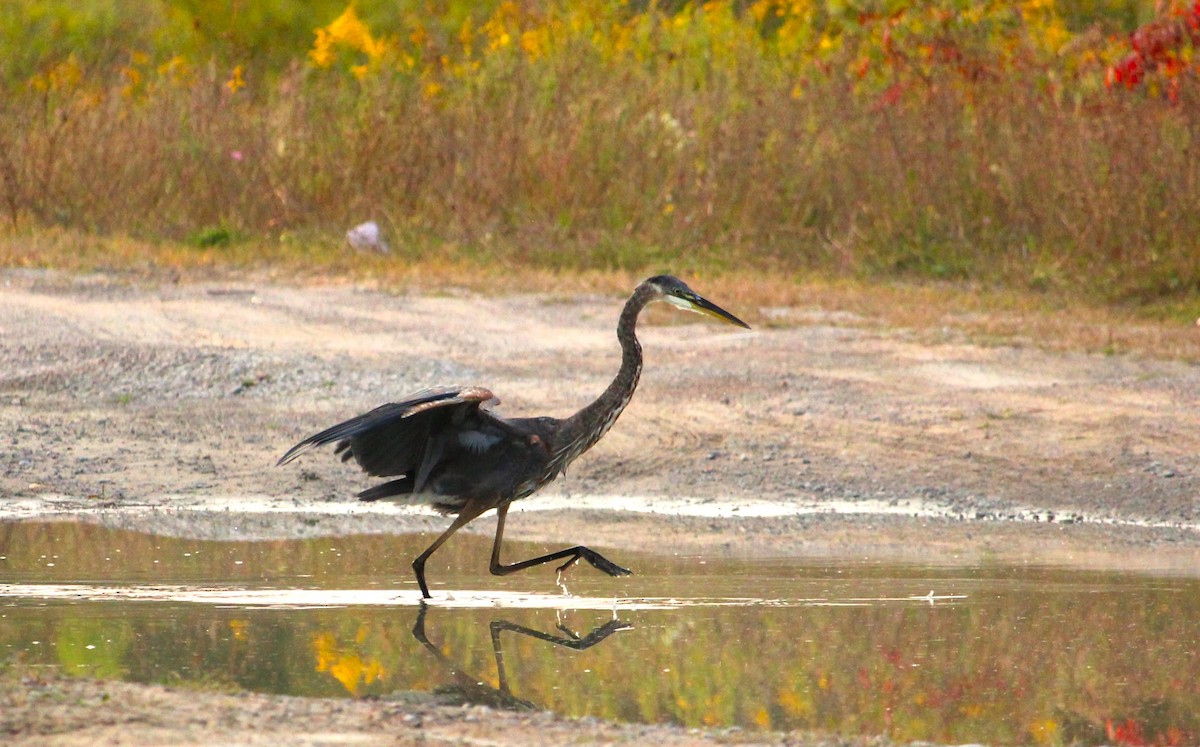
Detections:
[277, 275, 749, 598]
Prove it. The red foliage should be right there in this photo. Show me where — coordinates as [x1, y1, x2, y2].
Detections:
[1108, 1, 1200, 92]
[1105, 717, 1192, 747]
[1109, 52, 1146, 87]
[872, 82, 903, 111]
[1107, 718, 1148, 747]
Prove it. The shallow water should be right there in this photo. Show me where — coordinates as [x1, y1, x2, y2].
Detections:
[2, 520, 1199, 745]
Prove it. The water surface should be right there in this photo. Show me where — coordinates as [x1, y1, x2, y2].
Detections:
[1, 520, 1198, 745]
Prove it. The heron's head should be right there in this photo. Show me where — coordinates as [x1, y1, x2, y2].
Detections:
[644, 275, 750, 329]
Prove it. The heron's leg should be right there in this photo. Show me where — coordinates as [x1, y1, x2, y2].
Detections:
[490, 618, 633, 651]
[489, 615, 513, 694]
[488, 504, 633, 579]
[487, 616, 632, 693]
[413, 507, 483, 599]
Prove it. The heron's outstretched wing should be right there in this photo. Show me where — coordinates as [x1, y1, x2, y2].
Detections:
[276, 386, 497, 477]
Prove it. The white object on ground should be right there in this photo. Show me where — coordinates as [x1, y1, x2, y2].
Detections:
[346, 220, 389, 253]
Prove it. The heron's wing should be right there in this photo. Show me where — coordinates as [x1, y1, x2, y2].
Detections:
[276, 386, 497, 475]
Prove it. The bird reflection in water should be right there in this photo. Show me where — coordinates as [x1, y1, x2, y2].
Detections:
[411, 604, 632, 711]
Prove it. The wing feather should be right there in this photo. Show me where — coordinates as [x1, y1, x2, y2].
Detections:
[278, 386, 559, 515]
[276, 386, 495, 473]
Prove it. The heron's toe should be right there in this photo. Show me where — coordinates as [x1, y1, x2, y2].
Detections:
[579, 547, 633, 577]
[596, 557, 633, 577]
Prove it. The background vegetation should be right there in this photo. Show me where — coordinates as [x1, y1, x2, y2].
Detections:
[2, 1, 1199, 314]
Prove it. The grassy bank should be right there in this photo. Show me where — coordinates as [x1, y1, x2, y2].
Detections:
[2, 1, 1199, 314]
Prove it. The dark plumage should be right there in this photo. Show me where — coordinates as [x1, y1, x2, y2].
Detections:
[278, 275, 750, 598]
[279, 387, 557, 514]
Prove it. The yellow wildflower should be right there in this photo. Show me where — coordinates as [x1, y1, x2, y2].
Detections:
[309, 6, 390, 70]
[328, 7, 373, 53]
[362, 35, 388, 63]
[482, 1, 518, 51]
[156, 55, 190, 85]
[520, 29, 544, 59]
[225, 65, 246, 94]
[120, 66, 142, 99]
[29, 55, 83, 93]
[310, 29, 335, 67]
[458, 18, 475, 55]
[777, 688, 812, 717]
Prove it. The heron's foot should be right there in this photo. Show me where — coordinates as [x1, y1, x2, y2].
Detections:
[595, 618, 635, 636]
[571, 547, 632, 577]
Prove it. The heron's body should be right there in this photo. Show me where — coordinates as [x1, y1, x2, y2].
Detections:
[323, 389, 562, 515]
[278, 275, 748, 598]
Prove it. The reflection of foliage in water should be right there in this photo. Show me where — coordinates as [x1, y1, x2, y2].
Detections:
[51, 616, 133, 679]
[2, 522, 1200, 744]
[312, 625, 387, 696]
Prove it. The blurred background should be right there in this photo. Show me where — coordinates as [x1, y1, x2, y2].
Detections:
[1, 0, 1197, 317]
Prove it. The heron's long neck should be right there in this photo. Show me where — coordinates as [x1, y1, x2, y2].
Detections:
[557, 284, 655, 466]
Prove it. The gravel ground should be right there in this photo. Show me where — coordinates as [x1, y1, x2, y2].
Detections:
[1, 670, 892, 747]
[2, 268, 1200, 745]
